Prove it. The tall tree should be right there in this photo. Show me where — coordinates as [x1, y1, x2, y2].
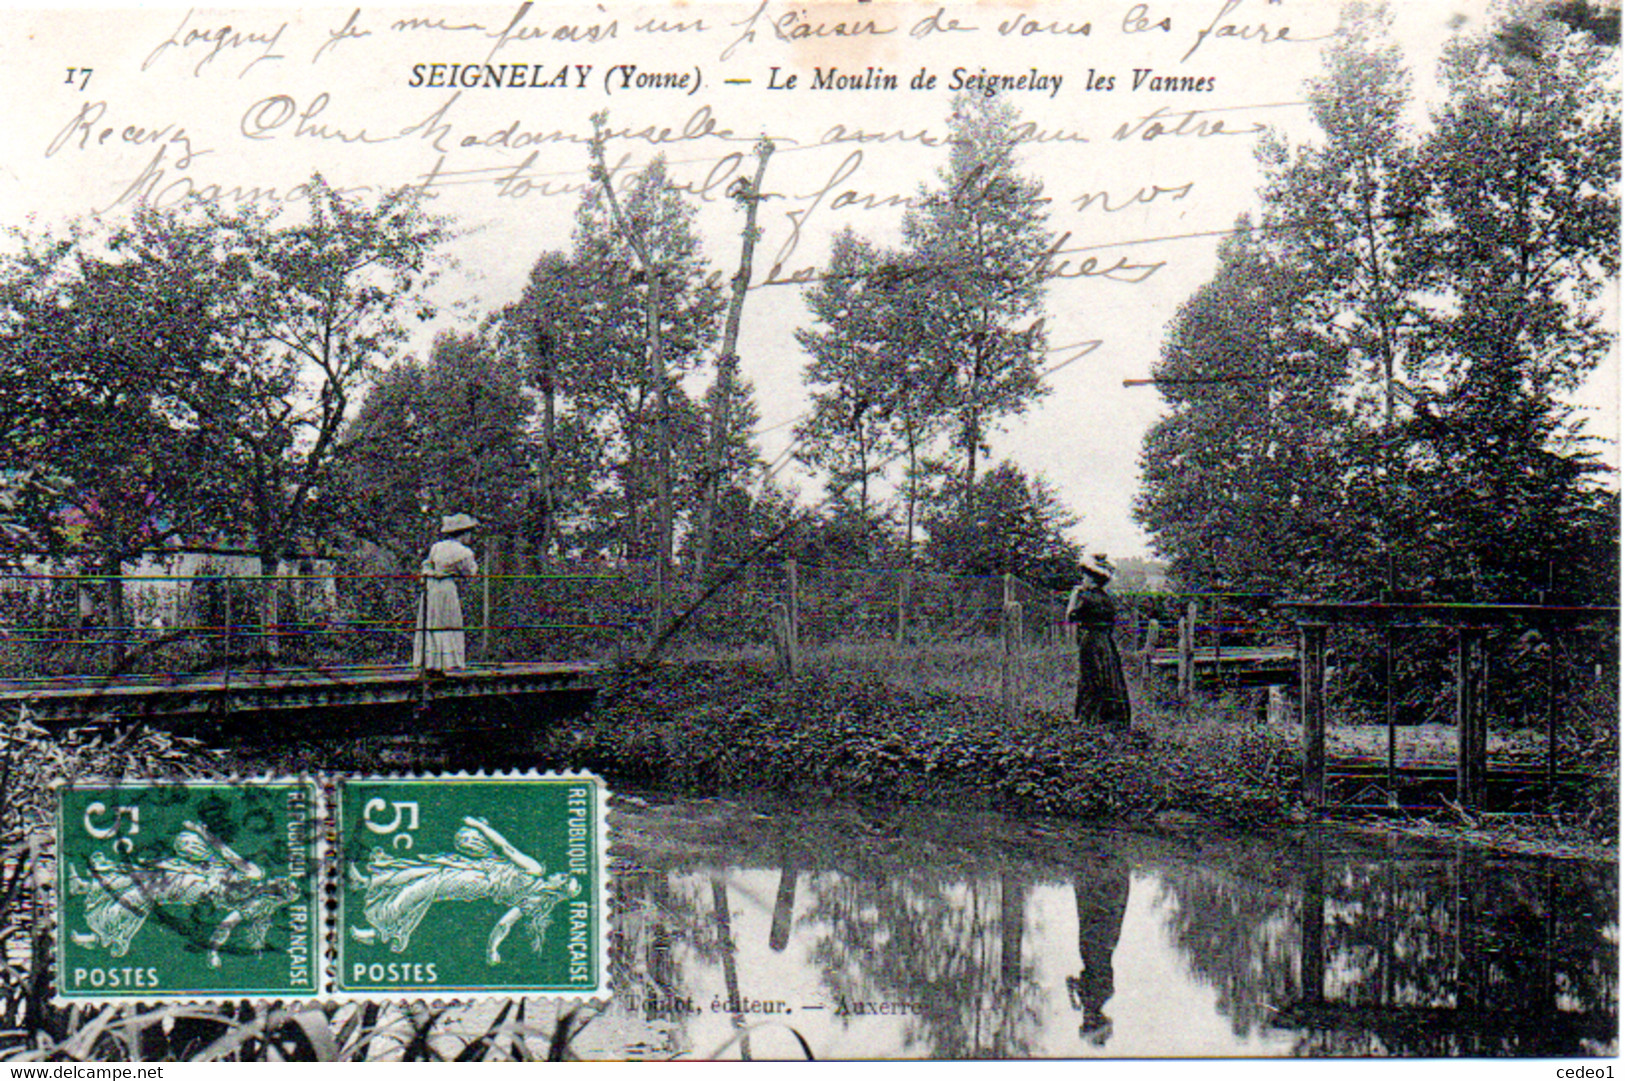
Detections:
[1401, 12, 1620, 600]
[573, 145, 724, 569]
[342, 331, 531, 567]
[1253, 2, 1421, 588]
[695, 137, 775, 584]
[900, 91, 1053, 512]
[923, 460, 1081, 586]
[0, 215, 236, 654]
[496, 251, 614, 565]
[1135, 229, 1351, 594]
[589, 120, 728, 631]
[794, 229, 902, 524]
[187, 177, 447, 579]
[505, 252, 578, 563]
[1138, 3, 1618, 605]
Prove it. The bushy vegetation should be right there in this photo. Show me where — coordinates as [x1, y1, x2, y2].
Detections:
[539, 663, 1300, 827]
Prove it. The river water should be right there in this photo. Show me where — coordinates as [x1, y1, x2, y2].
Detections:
[570, 792, 1617, 1060]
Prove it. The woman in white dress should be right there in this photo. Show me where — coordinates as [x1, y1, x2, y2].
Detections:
[413, 513, 479, 672]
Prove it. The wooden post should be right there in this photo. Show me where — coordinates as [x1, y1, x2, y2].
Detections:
[481, 547, 493, 664]
[1384, 626, 1396, 801]
[1003, 572, 1015, 609]
[895, 570, 911, 645]
[1178, 601, 1197, 702]
[771, 601, 797, 679]
[1211, 598, 1222, 689]
[1141, 618, 1161, 681]
[1175, 614, 1187, 697]
[1001, 601, 1021, 720]
[268, 562, 285, 663]
[1300, 623, 1328, 809]
[222, 578, 233, 675]
[786, 559, 800, 651]
[1455, 628, 1486, 810]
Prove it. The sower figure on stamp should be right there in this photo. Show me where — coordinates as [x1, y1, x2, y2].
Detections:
[414, 513, 479, 674]
[348, 816, 579, 964]
[1066, 553, 1131, 729]
[68, 819, 297, 969]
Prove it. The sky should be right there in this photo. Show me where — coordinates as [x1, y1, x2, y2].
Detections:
[0, 0, 1616, 560]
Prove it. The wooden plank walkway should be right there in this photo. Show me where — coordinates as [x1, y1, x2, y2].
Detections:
[1147, 645, 1296, 686]
[0, 661, 605, 725]
[1147, 646, 1295, 667]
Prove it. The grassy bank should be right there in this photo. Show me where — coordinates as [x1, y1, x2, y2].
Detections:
[527, 658, 1617, 854]
[531, 660, 1302, 828]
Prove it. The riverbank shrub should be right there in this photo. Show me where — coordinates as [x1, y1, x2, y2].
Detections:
[537, 661, 1301, 827]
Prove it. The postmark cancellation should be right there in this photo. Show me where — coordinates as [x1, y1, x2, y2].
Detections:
[55, 779, 320, 1002]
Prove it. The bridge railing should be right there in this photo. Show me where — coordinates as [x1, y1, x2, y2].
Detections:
[6, 563, 1410, 725]
[0, 565, 644, 680]
[0, 560, 1084, 717]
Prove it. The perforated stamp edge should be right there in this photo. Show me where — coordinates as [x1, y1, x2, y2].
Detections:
[49, 776, 327, 1005]
[322, 769, 612, 1006]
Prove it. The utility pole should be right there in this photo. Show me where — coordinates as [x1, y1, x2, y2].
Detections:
[533, 321, 558, 564]
[590, 111, 672, 642]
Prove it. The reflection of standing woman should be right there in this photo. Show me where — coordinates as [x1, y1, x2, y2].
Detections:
[414, 513, 479, 673]
[1066, 553, 1131, 729]
[1067, 858, 1132, 1047]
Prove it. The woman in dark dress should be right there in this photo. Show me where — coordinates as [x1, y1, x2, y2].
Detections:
[1066, 553, 1131, 729]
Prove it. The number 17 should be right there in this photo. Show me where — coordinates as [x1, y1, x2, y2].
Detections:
[64, 67, 92, 90]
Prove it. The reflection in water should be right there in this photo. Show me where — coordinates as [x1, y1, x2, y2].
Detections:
[1068, 859, 1130, 1046]
[710, 876, 751, 1060]
[581, 797, 1617, 1060]
[770, 866, 797, 954]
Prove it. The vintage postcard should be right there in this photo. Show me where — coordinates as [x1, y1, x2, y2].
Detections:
[0, 0, 1616, 1064]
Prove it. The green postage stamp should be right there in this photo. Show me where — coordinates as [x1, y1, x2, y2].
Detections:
[336, 774, 607, 999]
[51, 772, 606, 1000]
[56, 780, 320, 1001]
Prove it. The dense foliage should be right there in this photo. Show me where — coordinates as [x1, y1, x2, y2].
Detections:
[1136, 5, 1620, 606]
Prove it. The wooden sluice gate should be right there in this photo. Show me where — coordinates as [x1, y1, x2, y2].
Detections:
[1276, 601, 1618, 813]
[1120, 593, 1298, 696]
[1279, 840, 1618, 1054]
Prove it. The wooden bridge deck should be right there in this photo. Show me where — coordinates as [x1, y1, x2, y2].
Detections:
[0, 661, 605, 725]
[1148, 646, 1296, 666]
[1147, 645, 1297, 686]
